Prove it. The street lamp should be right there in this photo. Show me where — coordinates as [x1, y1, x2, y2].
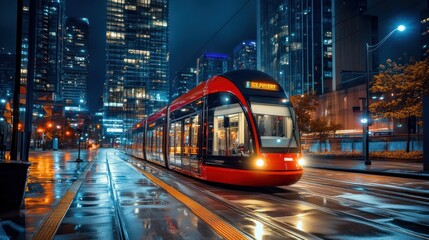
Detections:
[363, 25, 406, 165]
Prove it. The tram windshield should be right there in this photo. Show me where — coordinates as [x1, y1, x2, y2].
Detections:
[250, 100, 298, 150]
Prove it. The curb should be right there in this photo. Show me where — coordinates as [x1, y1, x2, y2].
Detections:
[306, 165, 429, 180]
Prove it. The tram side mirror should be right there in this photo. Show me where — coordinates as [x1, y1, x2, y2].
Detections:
[223, 116, 230, 128]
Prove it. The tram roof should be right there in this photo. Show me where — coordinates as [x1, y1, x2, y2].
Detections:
[130, 70, 287, 130]
[169, 69, 286, 112]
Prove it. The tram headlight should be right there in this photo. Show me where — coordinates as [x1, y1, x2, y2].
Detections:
[297, 158, 305, 166]
[256, 158, 265, 167]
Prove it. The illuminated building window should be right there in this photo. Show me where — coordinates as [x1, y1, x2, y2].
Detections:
[153, 21, 168, 27]
[107, 31, 125, 39]
[125, 5, 136, 10]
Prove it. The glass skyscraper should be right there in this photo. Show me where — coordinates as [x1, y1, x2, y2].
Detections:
[170, 68, 196, 100]
[62, 17, 89, 108]
[421, 3, 429, 60]
[233, 41, 257, 70]
[0, 51, 15, 98]
[317, 0, 379, 133]
[20, 0, 65, 101]
[34, 0, 65, 99]
[196, 53, 230, 84]
[104, 0, 169, 137]
[257, 0, 332, 96]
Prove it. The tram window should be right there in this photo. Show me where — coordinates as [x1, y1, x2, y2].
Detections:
[207, 93, 254, 157]
[145, 129, 154, 160]
[175, 122, 182, 164]
[138, 132, 144, 158]
[182, 118, 191, 168]
[169, 121, 182, 166]
[190, 115, 199, 156]
[151, 127, 157, 160]
[251, 103, 298, 148]
[169, 100, 203, 168]
[156, 126, 163, 162]
[169, 125, 175, 163]
[145, 118, 165, 162]
[132, 132, 137, 153]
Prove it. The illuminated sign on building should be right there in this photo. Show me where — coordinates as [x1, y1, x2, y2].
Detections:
[245, 81, 279, 91]
[106, 128, 123, 133]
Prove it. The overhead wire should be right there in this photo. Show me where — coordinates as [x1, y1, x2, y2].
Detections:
[174, 0, 251, 74]
[332, 0, 425, 45]
[172, 0, 425, 77]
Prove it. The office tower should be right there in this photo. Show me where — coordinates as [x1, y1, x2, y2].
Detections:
[319, 0, 377, 131]
[19, 0, 66, 123]
[0, 51, 14, 149]
[18, 0, 66, 150]
[196, 53, 230, 84]
[62, 17, 89, 108]
[104, 0, 169, 138]
[332, 0, 377, 90]
[21, 0, 65, 95]
[32, 0, 66, 100]
[421, 2, 429, 59]
[18, 0, 65, 118]
[233, 41, 257, 70]
[170, 68, 196, 100]
[0, 51, 15, 98]
[257, 0, 332, 96]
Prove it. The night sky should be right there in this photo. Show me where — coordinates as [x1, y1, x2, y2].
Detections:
[0, 0, 425, 112]
[0, 0, 256, 112]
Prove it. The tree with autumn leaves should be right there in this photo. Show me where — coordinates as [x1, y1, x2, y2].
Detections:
[290, 93, 342, 152]
[290, 93, 318, 134]
[370, 58, 429, 152]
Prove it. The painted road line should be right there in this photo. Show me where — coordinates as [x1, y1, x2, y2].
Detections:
[32, 160, 96, 240]
[129, 161, 249, 240]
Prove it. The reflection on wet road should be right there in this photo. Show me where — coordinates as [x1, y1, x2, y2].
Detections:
[24, 150, 94, 239]
[126, 152, 429, 239]
[55, 149, 222, 239]
[2, 149, 428, 239]
[220, 169, 429, 239]
[2, 149, 224, 239]
[106, 151, 222, 240]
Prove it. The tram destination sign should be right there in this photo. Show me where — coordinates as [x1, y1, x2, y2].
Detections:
[245, 81, 279, 91]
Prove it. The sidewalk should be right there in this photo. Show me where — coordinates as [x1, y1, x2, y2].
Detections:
[0, 149, 223, 239]
[305, 155, 429, 180]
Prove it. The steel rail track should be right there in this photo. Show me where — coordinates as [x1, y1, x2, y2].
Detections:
[115, 151, 429, 239]
[115, 151, 320, 240]
[303, 172, 429, 205]
[106, 151, 129, 240]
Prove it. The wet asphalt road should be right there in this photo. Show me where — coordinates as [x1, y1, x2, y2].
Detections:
[1, 149, 428, 239]
[121, 152, 429, 239]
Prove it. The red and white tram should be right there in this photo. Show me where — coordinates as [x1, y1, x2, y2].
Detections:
[122, 69, 304, 186]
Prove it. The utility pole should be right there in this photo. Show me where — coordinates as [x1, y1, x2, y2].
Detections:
[424, 95, 429, 171]
[76, 129, 83, 162]
[11, 0, 23, 161]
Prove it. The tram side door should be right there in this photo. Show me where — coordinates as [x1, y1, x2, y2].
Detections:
[182, 114, 200, 173]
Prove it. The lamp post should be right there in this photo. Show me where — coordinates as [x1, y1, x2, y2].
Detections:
[76, 129, 83, 162]
[363, 25, 405, 165]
